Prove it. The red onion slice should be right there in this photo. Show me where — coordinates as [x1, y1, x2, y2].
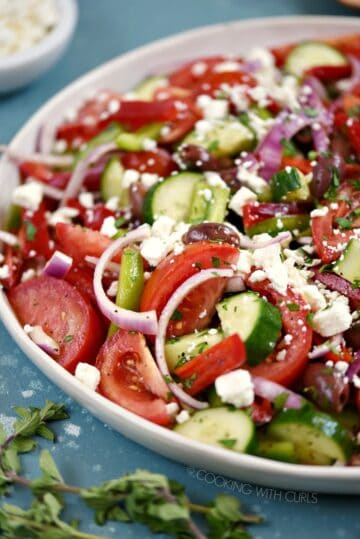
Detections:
[43, 250, 73, 279]
[155, 268, 234, 410]
[252, 376, 303, 409]
[347, 351, 360, 382]
[85, 255, 120, 274]
[25, 324, 60, 356]
[239, 231, 291, 249]
[0, 145, 74, 168]
[225, 274, 246, 293]
[93, 225, 158, 334]
[60, 142, 117, 205]
[0, 230, 18, 246]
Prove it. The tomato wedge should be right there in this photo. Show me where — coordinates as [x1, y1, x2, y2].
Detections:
[281, 156, 313, 175]
[242, 202, 308, 229]
[245, 279, 312, 386]
[168, 56, 225, 88]
[174, 334, 246, 396]
[55, 223, 115, 262]
[95, 329, 171, 425]
[311, 200, 353, 264]
[18, 204, 53, 259]
[305, 64, 352, 82]
[8, 275, 105, 373]
[140, 241, 239, 337]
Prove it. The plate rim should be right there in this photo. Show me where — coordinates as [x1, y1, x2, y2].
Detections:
[1, 14, 360, 493]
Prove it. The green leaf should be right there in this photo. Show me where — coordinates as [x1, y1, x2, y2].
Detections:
[13, 436, 37, 454]
[148, 502, 189, 521]
[3, 447, 20, 474]
[37, 424, 55, 442]
[39, 450, 63, 482]
[215, 494, 242, 522]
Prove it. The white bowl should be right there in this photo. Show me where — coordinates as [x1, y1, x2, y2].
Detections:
[0, 0, 78, 94]
[1, 15, 360, 494]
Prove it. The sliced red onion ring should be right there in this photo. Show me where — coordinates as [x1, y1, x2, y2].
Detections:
[345, 55, 360, 91]
[256, 111, 313, 180]
[239, 231, 291, 249]
[347, 351, 360, 382]
[225, 274, 246, 293]
[24, 179, 65, 201]
[0, 230, 18, 246]
[25, 324, 60, 356]
[85, 255, 120, 274]
[308, 334, 343, 360]
[60, 142, 116, 205]
[303, 77, 333, 153]
[155, 268, 234, 410]
[0, 145, 74, 168]
[36, 121, 58, 155]
[43, 250, 73, 279]
[93, 225, 158, 334]
[252, 376, 304, 409]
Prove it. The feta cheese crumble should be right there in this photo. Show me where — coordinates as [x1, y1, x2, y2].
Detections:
[229, 186, 257, 216]
[312, 298, 352, 337]
[75, 363, 101, 391]
[12, 182, 43, 212]
[215, 369, 254, 408]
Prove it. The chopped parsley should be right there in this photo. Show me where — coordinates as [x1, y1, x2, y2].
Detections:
[324, 166, 340, 201]
[335, 217, 352, 230]
[63, 335, 73, 343]
[171, 309, 183, 321]
[280, 138, 298, 157]
[304, 107, 318, 118]
[207, 140, 219, 152]
[212, 256, 221, 268]
[348, 105, 360, 118]
[182, 373, 197, 389]
[25, 221, 37, 241]
[194, 261, 202, 270]
[287, 303, 300, 312]
[352, 279, 360, 289]
[273, 392, 290, 411]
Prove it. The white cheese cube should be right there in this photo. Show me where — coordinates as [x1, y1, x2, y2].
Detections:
[229, 187, 257, 216]
[215, 369, 254, 408]
[12, 182, 43, 211]
[75, 363, 101, 391]
[312, 298, 352, 337]
[100, 216, 118, 238]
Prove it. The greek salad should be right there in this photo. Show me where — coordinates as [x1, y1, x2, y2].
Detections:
[1, 34, 360, 467]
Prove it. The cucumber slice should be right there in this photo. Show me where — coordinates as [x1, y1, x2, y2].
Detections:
[108, 248, 144, 336]
[175, 407, 256, 453]
[133, 75, 168, 101]
[333, 238, 360, 285]
[143, 172, 202, 224]
[216, 292, 282, 366]
[256, 439, 297, 463]
[245, 214, 310, 237]
[268, 407, 353, 465]
[100, 156, 124, 203]
[165, 330, 223, 372]
[270, 167, 310, 202]
[188, 178, 210, 223]
[285, 42, 348, 77]
[116, 123, 163, 151]
[206, 184, 230, 223]
[182, 119, 254, 158]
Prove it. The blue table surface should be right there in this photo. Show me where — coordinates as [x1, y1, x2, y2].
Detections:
[1, 1, 360, 537]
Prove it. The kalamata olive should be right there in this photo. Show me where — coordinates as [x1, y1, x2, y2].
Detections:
[129, 182, 146, 221]
[345, 320, 360, 351]
[302, 362, 350, 414]
[179, 144, 233, 171]
[218, 168, 242, 193]
[310, 152, 345, 199]
[182, 223, 240, 247]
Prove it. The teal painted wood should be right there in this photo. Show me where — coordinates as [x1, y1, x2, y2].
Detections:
[1, 1, 359, 537]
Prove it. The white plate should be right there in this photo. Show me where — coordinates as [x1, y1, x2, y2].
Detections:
[1, 16, 360, 494]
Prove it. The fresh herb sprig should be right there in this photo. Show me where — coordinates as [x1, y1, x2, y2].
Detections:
[0, 401, 262, 539]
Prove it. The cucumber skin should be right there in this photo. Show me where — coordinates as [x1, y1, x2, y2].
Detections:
[246, 214, 310, 237]
[333, 238, 360, 284]
[256, 440, 297, 464]
[100, 156, 124, 203]
[268, 406, 353, 465]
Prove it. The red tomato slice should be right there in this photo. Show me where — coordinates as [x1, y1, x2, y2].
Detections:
[191, 71, 256, 98]
[18, 204, 53, 259]
[348, 118, 360, 158]
[140, 241, 239, 337]
[281, 156, 313, 175]
[8, 275, 105, 373]
[159, 112, 199, 145]
[95, 329, 171, 425]
[19, 161, 53, 182]
[242, 202, 308, 229]
[55, 223, 117, 262]
[121, 149, 177, 176]
[245, 279, 312, 387]
[174, 334, 246, 396]
[250, 398, 273, 426]
[311, 200, 353, 264]
[305, 64, 352, 82]
[169, 56, 225, 88]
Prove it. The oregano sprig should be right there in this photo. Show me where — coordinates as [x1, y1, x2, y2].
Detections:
[0, 401, 262, 538]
